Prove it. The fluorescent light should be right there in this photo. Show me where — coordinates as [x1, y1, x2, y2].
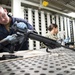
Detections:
[67, 12, 75, 18]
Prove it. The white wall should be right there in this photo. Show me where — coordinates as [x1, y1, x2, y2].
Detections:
[11, 0, 24, 18]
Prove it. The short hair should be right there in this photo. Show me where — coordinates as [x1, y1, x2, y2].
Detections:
[48, 23, 58, 31]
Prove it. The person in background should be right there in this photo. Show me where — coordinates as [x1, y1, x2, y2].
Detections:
[0, 6, 33, 52]
[46, 23, 58, 40]
[41, 23, 58, 48]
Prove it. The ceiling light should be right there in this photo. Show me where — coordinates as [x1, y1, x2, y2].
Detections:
[67, 12, 75, 18]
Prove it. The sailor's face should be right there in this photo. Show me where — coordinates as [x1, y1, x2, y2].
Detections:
[54, 27, 58, 34]
[0, 8, 10, 25]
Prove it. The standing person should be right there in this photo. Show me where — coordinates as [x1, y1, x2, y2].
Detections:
[0, 6, 33, 52]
